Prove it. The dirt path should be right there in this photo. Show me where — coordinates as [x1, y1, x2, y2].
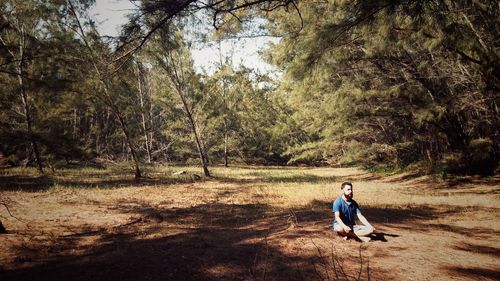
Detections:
[0, 167, 499, 280]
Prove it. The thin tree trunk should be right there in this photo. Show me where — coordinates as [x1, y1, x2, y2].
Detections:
[68, 0, 141, 178]
[0, 19, 44, 173]
[136, 62, 152, 163]
[102, 83, 142, 177]
[116, 113, 141, 178]
[172, 80, 210, 175]
[164, 50, 210, 177]
[178, 92, 210, 176]
[224, 120, 228, 167]
[218, 41, 229, 167]
[93, 111, 100, 155]
[16, 25, 43, 173]
[149, 104, 154, 161]
[19, 81, 43, 173]
[73, 108, 78, 139]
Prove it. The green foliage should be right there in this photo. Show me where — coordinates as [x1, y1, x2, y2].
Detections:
[1, 0, 497, 176]
[0, 0, 97, 166]
[263, 0, 499, 175]
[467, 138, 496, 175]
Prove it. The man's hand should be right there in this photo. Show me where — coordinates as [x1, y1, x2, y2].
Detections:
[343, 225, 352, 233]
[358, 213, 375, 233]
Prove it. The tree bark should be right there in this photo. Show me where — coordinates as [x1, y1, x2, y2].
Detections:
[16, 24, 43, 173]
[224, 120, 228, 167]
[68, 0, 141, 178]
[136, 62, 152, 163]
[116, 113, 142, 178]
[163, 50, 210, 177]
[218, 41, 229, 167]
[178, 91, 210, 177]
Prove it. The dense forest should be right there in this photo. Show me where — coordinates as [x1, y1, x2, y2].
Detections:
[1, 0, 498, 177]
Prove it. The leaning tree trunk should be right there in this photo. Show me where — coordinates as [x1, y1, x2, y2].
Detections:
[161, 46, 210, 176]
[136, 62, 152, 163]
[101, 84, 142, 178]
[177, 90, 210, 177]
[116, 112, 142, 178]
[68, 0, 141, 178]
[19, 75, 43, 173]
[0, 21, 43, 173]
[187, 110, 210, 177]
[16, 24, 43, 173]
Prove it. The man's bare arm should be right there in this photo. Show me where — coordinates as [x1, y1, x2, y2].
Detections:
[335, 211, 352, 232]
[357, 213, 375, 231]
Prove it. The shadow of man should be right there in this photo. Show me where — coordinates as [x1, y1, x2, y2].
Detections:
[370, 232, 400, 242]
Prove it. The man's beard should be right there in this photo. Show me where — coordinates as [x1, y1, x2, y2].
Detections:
[345, 194, 353, 201]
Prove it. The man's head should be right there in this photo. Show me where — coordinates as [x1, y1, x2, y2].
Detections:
[341, 182, 353, 201]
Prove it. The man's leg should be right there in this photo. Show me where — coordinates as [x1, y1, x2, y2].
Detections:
[353, 225, 374, 242]
[333, 223, 350, 239]
[353, 225, 374, 236]
[333, 223, 357, 240]
[333, 223, 345, 235]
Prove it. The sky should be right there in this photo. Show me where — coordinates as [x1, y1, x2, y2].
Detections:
[89, 0, 278, 75]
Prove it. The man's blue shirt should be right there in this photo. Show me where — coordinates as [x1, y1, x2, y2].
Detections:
[332, 197, 361, 226]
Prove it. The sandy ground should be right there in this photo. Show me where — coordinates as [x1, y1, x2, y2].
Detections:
[0, 167, 499, 280]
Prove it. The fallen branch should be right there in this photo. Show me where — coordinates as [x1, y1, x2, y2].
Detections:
[0, 200, 23, 234]
[61, 217, 143, 238]
[0, 201, 23, 222]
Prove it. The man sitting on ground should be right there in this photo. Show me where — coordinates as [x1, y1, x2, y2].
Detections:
[333, 182, 375, 242]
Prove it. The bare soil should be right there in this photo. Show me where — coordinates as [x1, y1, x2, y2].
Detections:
[0, 166, 499, 281]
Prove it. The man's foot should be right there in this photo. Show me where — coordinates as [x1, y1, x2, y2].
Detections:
[358, 236, 371, 243]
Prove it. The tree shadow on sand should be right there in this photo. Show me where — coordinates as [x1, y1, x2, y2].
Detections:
[306, 200, 457, 225]
[213, 174, 339, 185]
[444, 267, 500, 280]
[0, 175, 54, 192]
[0, 173, 206, 191]
[57, 176, 203, 189]
[454, 243, 500, 258]
[0, 202, 385, 281]
[301, 200, 498, 241]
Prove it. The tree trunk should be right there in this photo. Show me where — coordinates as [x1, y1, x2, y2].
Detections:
[136, 62, 152, 163]
[178, 91, 210, 177]
[219, 41, 229, 167]
[116, 113, 141, 178]
[190, 112, 210, 177]
[224, 120, 228, 167]
[17, 25, 43, 173]
[148, 97, 155, 161]
[68, 0, 141, 178]
[161, 46, 210, 176]
[19, 83, 43, 173]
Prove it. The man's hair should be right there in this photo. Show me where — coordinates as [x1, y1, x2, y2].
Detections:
[341, 182, 352, 190]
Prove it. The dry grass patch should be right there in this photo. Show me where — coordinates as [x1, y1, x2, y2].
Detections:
[0, 165, 499, 281]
